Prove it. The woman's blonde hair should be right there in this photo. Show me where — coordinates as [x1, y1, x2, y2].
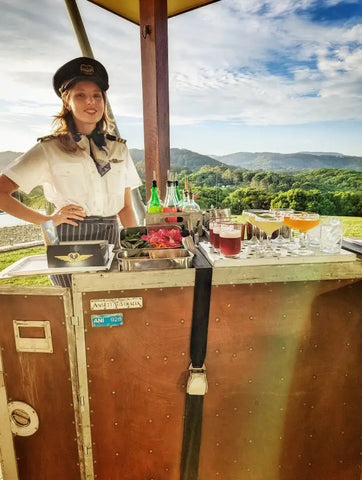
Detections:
[51, 88, 114, 152]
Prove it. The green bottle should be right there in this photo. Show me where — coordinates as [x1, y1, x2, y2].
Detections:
[148, 179, 162, 213]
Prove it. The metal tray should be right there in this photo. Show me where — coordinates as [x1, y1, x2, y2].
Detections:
[117, 248, 193, 272]
[0, 246, 115, 278]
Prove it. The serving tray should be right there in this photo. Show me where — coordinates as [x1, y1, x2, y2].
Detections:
[0, 245, 115, 278]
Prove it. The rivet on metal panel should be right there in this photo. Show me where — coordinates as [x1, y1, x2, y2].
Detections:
[148, 419, 153, 423]
[115, 452, 120, 456]
[146, 355, 151, 359]
[147, 387, 152, 392]
[215, 412, 220, 417]
[145, 322, 150, 326]
[227, 304, 231, 307]
[165, 414, 171, 419]
[233, 407, 238, 411]
[249, 315, 254, 320]
[232, 284, 236, 287]
[112, 391, 116, 395]
[248, 439, 253, 444]
[149, 449, 153, 454]
[86, 346, 90, 350]
[346, 342, 351, 347]
[310, 405, 315, 409]
[233, 459, 237, 463]
[181, 352, 185, 356]
[180, 286, 184, 290]
[215, 349, 220, 354]
[114, 422, 118, 426]
[312, 375, 317, 380]
[281, 346, 286, 350]
[216, 442, 220, 446]
[282, 314, 287, 318]
[232, 353, 237, 358]
[215, 317, 220, 322]
[280, 407, 284, 411]
[180, 319, 185, 324]
[348, 311, 352, 314]
[248, 379, 253, 383]
[248, 410, 253, 414]
[163, 356, 168, 361]
[64, 348, 68, 352]
[110, 358, 115, 362]
[24, 295, 27, 298]
[249, 347, 253, 351]
[341, 431, 345, 435]
[159, 288, 163, 291]
[299, 348, 304, 353]
[339, 459, 344, 463]
[88, 379, 92, 383]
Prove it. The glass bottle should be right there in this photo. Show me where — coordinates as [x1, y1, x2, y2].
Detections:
[147, 178, 162, 213]
[162, 180, 178, 213]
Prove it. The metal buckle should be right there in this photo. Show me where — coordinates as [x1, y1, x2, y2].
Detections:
[187, 363, 208, 396]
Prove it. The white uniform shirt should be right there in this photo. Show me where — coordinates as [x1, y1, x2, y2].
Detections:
[4, 136, 142, 217]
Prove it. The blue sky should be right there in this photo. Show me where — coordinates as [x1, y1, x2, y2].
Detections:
[1, 0, 362, 157]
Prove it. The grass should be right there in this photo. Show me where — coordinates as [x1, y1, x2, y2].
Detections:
[0, 216, 361, 287]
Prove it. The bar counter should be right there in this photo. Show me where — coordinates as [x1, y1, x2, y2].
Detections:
[0, 246, 361, 480]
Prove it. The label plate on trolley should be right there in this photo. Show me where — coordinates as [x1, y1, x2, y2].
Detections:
[91, 314, 124, 327]
[90, 297, 143, 310]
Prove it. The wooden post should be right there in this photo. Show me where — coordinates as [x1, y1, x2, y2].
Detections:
[139, 0, 170, 201]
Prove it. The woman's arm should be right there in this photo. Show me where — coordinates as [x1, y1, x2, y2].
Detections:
[118, 187, 138, 227]
[0, 174, 85, 226]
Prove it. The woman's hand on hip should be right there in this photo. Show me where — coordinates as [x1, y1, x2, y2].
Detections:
[51, 204, 86, 226]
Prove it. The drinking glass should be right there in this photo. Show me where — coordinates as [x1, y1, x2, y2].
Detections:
[252, 214, 284, 253]
[289, 212, 320, 255]
[219, 222, 244, 258]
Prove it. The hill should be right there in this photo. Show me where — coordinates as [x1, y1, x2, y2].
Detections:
[131, 148, 225, 171]
[211, 151, 362, 172]
[1, 149, 361, 173]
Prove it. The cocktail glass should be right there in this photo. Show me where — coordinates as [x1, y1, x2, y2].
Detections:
[270, 209, 293, 244]
[252, 214, 284, 254]
[288, 212, 320, 255]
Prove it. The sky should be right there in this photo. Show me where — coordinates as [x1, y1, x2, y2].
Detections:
[1, 0, 362, 157]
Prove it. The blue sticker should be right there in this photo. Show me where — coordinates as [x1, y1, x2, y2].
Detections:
[91, 313, 124, 327]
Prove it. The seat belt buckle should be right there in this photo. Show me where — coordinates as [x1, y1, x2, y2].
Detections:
[187, 363, 208, 396]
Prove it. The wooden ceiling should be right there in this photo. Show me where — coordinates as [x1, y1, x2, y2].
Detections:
[87, 0, 220, 24]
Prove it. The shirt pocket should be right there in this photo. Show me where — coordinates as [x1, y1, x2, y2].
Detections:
[106, 162, 125, 194]
[51, 162, 87, 200]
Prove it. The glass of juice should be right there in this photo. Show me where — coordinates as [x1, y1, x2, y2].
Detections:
[219, 222, 244, 258]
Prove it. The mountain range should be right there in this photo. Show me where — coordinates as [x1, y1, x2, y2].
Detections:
[1, 148, 361, 173]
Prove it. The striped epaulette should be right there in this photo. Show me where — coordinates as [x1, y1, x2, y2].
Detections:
[37, 134, 57, 143]
[106, 133, 127, 144]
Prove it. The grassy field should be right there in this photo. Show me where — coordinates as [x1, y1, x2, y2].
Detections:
[0, 216, 361, 287]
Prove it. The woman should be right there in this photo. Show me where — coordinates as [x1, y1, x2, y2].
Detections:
[0, 57, 142, 286]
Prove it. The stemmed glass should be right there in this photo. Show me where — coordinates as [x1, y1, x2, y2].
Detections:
[288, 212, 320, 255]
[252, 213, 285, 255]
[270, 209, 294, 245]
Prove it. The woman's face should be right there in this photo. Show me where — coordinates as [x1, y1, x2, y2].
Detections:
[66, 81, 105, 134]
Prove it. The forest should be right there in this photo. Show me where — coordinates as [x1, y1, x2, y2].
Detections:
[139, 166, 362, 216]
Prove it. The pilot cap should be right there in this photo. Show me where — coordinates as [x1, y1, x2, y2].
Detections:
[53, 57, 109, 97]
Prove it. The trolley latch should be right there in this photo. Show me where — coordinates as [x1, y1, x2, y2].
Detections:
[187, 363, 208, 396]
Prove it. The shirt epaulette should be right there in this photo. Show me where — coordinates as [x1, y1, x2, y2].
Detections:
[37, 134, 57, 143]
[105, 133, 127, 144]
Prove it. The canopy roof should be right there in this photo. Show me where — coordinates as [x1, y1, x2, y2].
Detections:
[87, 0, 219, 24]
